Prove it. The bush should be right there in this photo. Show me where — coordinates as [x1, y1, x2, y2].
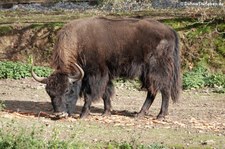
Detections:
[0, 61, 52, 79]
[182, 66, 208, 89]
[183, 66, 225, 93]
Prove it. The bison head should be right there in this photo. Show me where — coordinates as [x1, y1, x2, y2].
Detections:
[32, 63, 84, 118]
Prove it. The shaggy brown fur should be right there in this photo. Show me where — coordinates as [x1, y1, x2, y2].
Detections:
[35, 17, 181, 119]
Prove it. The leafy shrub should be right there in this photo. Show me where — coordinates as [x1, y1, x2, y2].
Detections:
[0, 61, 52, 79]
[205, 73, 225, 88]
[183, 66, 225, 93]
[183, 66, 208, 89]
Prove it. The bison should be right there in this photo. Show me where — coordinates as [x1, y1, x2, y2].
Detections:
[32, 17, 181, 119]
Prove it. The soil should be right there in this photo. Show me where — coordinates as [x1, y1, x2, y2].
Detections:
[0, 78, 225, 148]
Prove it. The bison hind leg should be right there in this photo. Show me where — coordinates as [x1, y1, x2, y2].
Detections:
[102, 80, 114, 116]
[156, 88, 170, 120]
[136, 91, 157, 118]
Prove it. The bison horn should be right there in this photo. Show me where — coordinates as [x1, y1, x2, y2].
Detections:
[68, 63, 84, 82]
[31, 66, 48, 84]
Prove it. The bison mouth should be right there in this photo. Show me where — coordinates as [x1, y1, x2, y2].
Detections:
[50, 112, 68, 120]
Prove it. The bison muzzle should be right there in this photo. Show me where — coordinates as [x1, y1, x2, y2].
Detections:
[32, 17, 181, 119]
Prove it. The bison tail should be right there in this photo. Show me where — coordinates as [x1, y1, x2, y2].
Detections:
[171, 30, 181, 103]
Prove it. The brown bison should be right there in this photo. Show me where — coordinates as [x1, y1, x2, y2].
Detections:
[32, 17, 181, 119]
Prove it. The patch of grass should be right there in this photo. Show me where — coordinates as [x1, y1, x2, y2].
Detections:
[0, 121, 166, 149]
[0, 26, 13, 35]
[0, 127, 81, 149]
[29, 22, 64, 30]
[0, 100, 5, 111]
[1, 116, 225, 148]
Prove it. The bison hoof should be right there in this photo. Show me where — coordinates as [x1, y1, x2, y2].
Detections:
[135, 111, 149, 118]
[156, 111, 168, 120]
[80, 112, 90, 119]
[135, 112, 144, 118]
[50, 112, 68, 120]
[102, 111, 111, 117]
[156, 114, 166, 120]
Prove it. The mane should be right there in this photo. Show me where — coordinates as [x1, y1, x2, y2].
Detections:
[51, 27, 78, 73]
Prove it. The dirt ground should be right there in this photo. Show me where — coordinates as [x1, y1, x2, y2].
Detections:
[0, 78, 225, 148]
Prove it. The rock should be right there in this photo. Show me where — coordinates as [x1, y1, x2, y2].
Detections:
[201, 140, 215, 145]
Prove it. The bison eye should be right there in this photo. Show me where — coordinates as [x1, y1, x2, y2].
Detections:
[65, 89, 70, 94]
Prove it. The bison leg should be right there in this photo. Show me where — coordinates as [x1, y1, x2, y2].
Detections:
[102, 96, 111, 116]
[137, 91, 157, 118]
[157, 89, 170, 120]
[80, 94, 92, 118]
[102, 81, 114, 116]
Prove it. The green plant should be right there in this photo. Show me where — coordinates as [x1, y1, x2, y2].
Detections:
[148, 143, 167, 149]
[0, 26, 13, 35]
[183, 66, 225, 92]
[0, 125, 168, 149]
[183, 66, 208, 89]
[0, 125, 81, 149]
[205, 73, 225, 88]
[106, 141, 166, 149]
[0, 100, 5, 111]
[0, 61, 52, 79]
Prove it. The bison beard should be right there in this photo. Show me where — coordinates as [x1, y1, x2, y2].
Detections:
[32, 17, 181, 119]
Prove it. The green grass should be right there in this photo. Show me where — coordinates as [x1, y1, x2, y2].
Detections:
[0, 120, 167, 149]
[1, 116, 224, 149]
[0, 26, 13, 35]
[0, 128, 83, 149]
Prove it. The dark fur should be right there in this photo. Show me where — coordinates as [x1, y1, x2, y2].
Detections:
[46, 17, 181, 119]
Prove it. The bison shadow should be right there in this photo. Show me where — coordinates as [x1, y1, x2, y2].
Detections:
[3, 100, 135, 118]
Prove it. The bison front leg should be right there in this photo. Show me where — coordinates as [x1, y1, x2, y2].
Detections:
[137, 91, 157, 118]
[80, 95, 92, 118]
[102, 96, 111, 116]
[157, 89, 170, 120]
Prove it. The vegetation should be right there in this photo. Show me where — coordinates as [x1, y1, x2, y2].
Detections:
[0, 61, 224, 93]
[0, 100, 5, 111]
[161, 18, 225, 72]
[0, 6, 224, 148]
[0, 61, 52, 79]
[183, 66, 225, 93]
[0, 9, 224, 71]
[0, 122, 166, 149]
